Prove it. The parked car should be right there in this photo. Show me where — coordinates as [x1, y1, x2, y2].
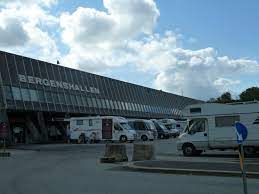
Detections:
[128, 119, 157, 141]
[151, 119, 170, 139]
[158, 119, 180, 138]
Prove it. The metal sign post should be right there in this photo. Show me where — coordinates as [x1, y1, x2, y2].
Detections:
[238, 144, 248, 194]
[235, 122, 248, 194]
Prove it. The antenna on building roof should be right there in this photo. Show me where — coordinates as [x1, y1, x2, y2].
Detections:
[57, 60, 60, 65]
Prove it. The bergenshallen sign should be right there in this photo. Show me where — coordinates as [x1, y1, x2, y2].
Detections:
[18, 74, 100, 94]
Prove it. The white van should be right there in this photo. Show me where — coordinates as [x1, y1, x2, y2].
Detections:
[177, 102, 259, 156]
[128, 119, 157, 141]
[157, 119, 180, 137]
[68, 116, 136, 143]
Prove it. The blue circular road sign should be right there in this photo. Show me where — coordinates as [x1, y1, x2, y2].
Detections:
[235, 122, 248, 144]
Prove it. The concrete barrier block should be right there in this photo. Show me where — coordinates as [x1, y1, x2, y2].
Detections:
[132, 143, 155, 161]
[101, 143, 128, 163]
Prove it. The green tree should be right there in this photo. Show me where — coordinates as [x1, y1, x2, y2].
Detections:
[239, 87, 259, 101]
[216, 92, 233, 103]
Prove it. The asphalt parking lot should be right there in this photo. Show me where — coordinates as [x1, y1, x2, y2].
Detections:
[1, 139, 258, 194]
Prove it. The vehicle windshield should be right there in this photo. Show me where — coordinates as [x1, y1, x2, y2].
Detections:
[185, 119, 205, 134]
[165, 123, 176, 130]
[120, 122, 133, 130]
[146, 122, 156, 130]
[157, 122, 168, 130]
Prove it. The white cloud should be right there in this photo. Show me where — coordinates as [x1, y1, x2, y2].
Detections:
[0, 17, 29, 47]
[152, 46, 259, 99]
[1, 0, 258, 100]
[58, 0, 259, 100]
[59, 0, 160, 71]
[0, 0, 60, 62]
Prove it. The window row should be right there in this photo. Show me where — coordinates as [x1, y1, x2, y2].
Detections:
[3, 86, 181, 115]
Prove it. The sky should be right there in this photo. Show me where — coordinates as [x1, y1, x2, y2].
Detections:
[0, 0, 259, 100]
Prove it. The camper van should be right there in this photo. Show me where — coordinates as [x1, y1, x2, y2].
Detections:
[128, 119, 157, 141]
[68, 116, 136, 143]
[157, 119, 180, 137]
[151, 119, 170, 139]
[177, 102, 259, 156]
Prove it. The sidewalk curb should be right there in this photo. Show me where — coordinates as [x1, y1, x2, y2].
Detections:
[124, 162, 259, 179]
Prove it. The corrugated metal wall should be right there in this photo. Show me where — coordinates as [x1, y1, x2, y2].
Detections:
[0, 50, 202, 119]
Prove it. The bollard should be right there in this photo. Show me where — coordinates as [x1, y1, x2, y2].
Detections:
[100, 143, 128, 163]
[132, 142, 155, 161]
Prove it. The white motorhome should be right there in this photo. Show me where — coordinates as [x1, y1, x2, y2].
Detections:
[157, 119, 180, 137]
[177, 102, 259, 156]
[68, 116, 136, 143]
[128, 119, 157, 141]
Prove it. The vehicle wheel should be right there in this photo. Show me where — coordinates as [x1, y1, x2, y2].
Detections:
[141, 135, 148, 141]
[78, 134, 86, 144]
[183, 144, 196, 156]
[120, 135, 127, 143]
[243, 146, 256, 156]
[160, 134, 165, 139]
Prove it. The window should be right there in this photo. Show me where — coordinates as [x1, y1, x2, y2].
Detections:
[96, 98, 102, 108]
[134, 121, 146, 130]
[12, 87, 22, 100]
[117, 101, 122, 110]
[114, 123, 122, 131]
[45, 92, 53, 103]
[105, 99, 110, 109]
[101, 99, 107, 109]
[127, 103, 132, 111]
[190, 107, 201, 113]
[65, 94, 72, 105]
[113, 100, 118, 109]
[4, 86, 13, 100]
[128, 121, 134, 129]
[82, 97, 88, 107]
[137, 104, 141, 111]
[53, 93, 59, 104]
[29, 90, 38, 102]
[109, 100, 114, 109]
[125, 102, 129, 110]
[76, 120, 83, 125]
[71, 95, 77, 106]
[89, 119, 92, 126]
[87, 98, 93, 107]
[215, 116, 240, 127]
[121, 102, 126, 110]
[21, 88, 30, 101]
[59, 93, 66, 104]
[92, 98, 97, 108]
[189, 119, 206, 133]
[131, 103, 136, 111]
[37, 90, 45, 102]
[76, 95, 83, 106]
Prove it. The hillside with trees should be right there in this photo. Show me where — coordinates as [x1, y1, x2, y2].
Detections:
[208, 87, 259, 103]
